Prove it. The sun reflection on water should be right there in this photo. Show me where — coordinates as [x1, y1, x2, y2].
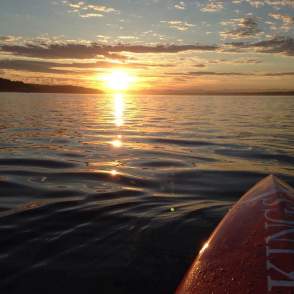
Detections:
[111, 169, 118, 176]
[109, 93, 125, 174]
[114, 93, 124, 127]
[111, 137, 123, 148]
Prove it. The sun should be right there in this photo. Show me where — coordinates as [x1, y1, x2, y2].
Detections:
[104, 70, 135, 91]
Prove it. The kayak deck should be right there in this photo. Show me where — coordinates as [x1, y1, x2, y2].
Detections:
[176, 175, 294, 294]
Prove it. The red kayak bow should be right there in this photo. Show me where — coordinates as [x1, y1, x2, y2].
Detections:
[176, 175, 294, 294]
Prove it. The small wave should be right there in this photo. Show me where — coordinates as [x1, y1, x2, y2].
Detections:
[145, 137, 218, 147]
[0, 93, 293, 294]
[0, 158, 77, 169]
[215, 147, 294, 165]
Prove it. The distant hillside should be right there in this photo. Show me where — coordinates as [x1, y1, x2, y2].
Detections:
[0, 78, 102, 94]
[1, 77, 294, 96]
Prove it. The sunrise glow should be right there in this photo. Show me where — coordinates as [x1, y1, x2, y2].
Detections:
[104, 70, 135, 92]
[1, 1, 294, 294]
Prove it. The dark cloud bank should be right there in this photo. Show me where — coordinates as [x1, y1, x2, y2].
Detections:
[0, 36, 293, 60]
[0, 43, 218, 59]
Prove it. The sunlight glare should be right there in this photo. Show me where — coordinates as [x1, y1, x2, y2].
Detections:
[199, 242, 209, 255]
[111, 139, 122, 148]
[105, 70, 134, 91]
[111, 169, 118, 176]
[114, 93, 124, 127]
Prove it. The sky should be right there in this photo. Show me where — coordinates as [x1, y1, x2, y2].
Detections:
[0, 0, 294, 93]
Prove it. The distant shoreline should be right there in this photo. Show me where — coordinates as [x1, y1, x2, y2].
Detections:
[0, 77, 101, 95]
[1, 91, 294, 96]
[134, 92, 294, 96]
[0, 78, 293, 96]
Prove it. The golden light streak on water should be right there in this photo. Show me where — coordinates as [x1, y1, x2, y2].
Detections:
[111, 169, 118, 176]
[111, 139, 122, 148]
[114, 93, 124, 127]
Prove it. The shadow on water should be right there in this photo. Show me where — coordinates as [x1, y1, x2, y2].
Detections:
[0, 93, 293, 293]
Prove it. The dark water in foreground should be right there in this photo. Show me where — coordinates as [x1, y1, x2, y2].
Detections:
[0, 93, 293, 293]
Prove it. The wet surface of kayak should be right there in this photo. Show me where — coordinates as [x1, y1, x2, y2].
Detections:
[177, 175, 294, 294]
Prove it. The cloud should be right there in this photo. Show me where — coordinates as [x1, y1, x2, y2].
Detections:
[261, 0, 294, 7]
[0, 43, 119, 60]
[234, 0, 294, 8]
[62, 1, 119, 18]
[0, 58, 176, 75]
[232, 58, 262, 64]
[161, 20, 196, 31]
[269, 13, 294, 31]
[174, 2, 186, 10]
[167, 70, 294, 77]
[118, 36, 139, 40]
[200, 1, 224, 12]
[0, 59, 73, 74]
[0, 40, 218, 59]
[221, 17, 261, 39]
[1, 34, 293, 60]
[165, 71, 251, 77]
[0, 35, 22, 42]
[195, 63, 206, 67]
[188, 71, 251, 76]
[244, 0, 265, 8]
[263, 72, 294, 76]
[209, 58, 262, 64]
[0, 59, 120, 74]
[79, 13, 103, 18]
[228, 36, 294, 56]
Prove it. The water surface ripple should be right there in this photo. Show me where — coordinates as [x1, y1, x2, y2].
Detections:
[0, 93, 293, 293]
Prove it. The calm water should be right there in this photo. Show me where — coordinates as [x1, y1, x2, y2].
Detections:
[0, 93, 293, 293]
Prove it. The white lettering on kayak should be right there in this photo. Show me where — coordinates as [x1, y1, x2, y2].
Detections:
[248, 186, 292, 203]
[264, 209, 294, 225]
[266, 228, 294, 243]
[262, 185, 294, 292]
[266, 246, 294, 256]
[267, 276, 294, 291]
[266, 261, 294, 289]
